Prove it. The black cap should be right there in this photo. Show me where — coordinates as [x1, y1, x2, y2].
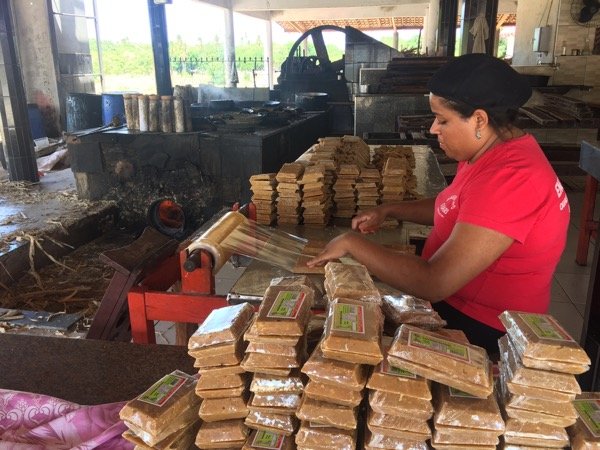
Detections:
[427, 54, 532, 112]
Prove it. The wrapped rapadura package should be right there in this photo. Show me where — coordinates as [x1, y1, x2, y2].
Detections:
[195, 383, 247, 399]
[246, 340, 304, 357]
[382, 294, 446, 330]
[250, 371, 304, 394]
[367, 411, 431, 439]
[323, 261, 381, 303]
[368, 423, 430, 442]
[119, 370, 200, 446]
[122, 419, 200, 450]
[244, 410, 299, 436]
[198, 363, 245, 377]
[498, 335, 581, 395]
[503, 416, 570, 445]
[320, 298, 383, 365]
[242, 429, 295, 450]
[303, 379, 363, 407]
[364, 429, 428, 450]
[501, 445, 566, 450]
[295, 421, 357, 450]
[188, 303, 254, 351]
[366, 338, 432, 400]
[250, 393, 301, 410]
[433, 425, 500, 445]
[198, 394, 250, 422]
[296, 396, 358, 430]
[190, 338, 247, 367]
[245, 315, 302, 346]
[388, 324, 492, 398]
[433, 382, 504, 432]
[568, 392, 600, 450]
[505, 393, 577, 419]
[499, 311, 591, 367]
[369, 389, 433, 420]
[256, 282, 315, 336]
[301, 342, 367, 391]
[241, 351, 301, 370]
[194, 418, 249, 449]
[248, 393, 298, 415]
[428, 438, 497, 450]
[196, 372, 247, 391]
[499, 359, 575, 402]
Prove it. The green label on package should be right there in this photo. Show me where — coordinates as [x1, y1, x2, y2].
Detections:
[251, 429, 285, 449]
[138, 373, 186, 407]
[331, 303, 364, 334]
[380, 358, 417, 378]
[518, 313, 574, 341]
[267, 291, 305, 319]
[408, 330, 470, 362]
[449, 386, 478, 398]
[574, 399, 600, 438]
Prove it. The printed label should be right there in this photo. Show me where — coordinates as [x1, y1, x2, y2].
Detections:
[267, 291, 305, 319]
[449, 386, 478, 398]
[518, 313, 574, 342]
[573, 399, 600, 438]
[380, 358, 417, 378]
[408, 330, 470, 362]
[137, 373, 186, 407]
[251, 429, 285, 449]
[331, 302, 365, 334]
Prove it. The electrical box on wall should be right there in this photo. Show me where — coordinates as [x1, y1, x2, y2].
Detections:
[533, 26, 553, 53]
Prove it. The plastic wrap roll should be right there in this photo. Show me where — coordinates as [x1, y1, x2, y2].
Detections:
[186, 211, 247, 272]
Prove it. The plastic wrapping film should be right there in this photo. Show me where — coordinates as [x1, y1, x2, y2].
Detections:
[433, 380, 504, 432]
[256, 282, 315, 337]
[499, 310, 591, 366]
[241, 351, 302, 371]
[250, 393, 302, 410]
[119, 370, 200, 443]
[303, 379, 364, 407]
[196, 372, 247, 391]
[199, 394, 250, 422]
[382, 294, 447, 330]
[369, 389, 433, 420]
[246, 341, 303, 358]
[569, 392, 600, 450]
[321, 298, 384, 365]
[367, 411, 431, 439]
[188, 303, 254, 350]
[505, 392, 577, 419]
[301, 341, 368, 391]
[295, 395, 358, 430]
[502, 415, 570, 448]
[242, 429, 295, 450]
[249, 371, 305, 394]
[498, 334, 582, 394]
[387, 324, 492, 398]
[244, 410, 299, 436]
[295, 421, 356, 450]
[247, 393, 299, 415]
[245, 314, 302, 346]
[366, 337, 432, 400]
[323, 261, 381, 303]
[122, 419, 200, 450]
[433, 425, 500, 446]
[195, 418, 249, 448]
[364, 429, 429, 450]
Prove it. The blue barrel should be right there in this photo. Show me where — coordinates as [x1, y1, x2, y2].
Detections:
[101, 92, 126, 126]
[65, 93, 102, 132]
[27, 104, 45, 139]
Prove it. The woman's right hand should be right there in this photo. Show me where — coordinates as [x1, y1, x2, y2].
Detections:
[351, 206, 388, 234]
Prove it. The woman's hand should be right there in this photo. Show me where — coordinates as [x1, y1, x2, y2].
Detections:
[351, 206, 388, 234]
[306, 232, 355, 267]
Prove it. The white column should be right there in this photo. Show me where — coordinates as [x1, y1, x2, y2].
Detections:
[224, 7, 238, 87]
[264, 17, 273, 89]
[424, 0, 440, 56]
[392, 29, 399, 50]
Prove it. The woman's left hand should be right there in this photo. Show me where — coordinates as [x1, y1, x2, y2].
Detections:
[306, 232, 355, 267]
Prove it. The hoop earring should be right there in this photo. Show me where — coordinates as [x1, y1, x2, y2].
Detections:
[475, 129, 482, 140]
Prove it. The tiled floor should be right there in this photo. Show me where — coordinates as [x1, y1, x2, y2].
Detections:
[155, 176, 598, 345]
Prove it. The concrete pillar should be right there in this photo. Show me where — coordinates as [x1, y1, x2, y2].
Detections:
[392, 29, 399, 50]
[13, 0, 60, 137]
[264, 18, 274, 89]
[424, 0, 440, 55]
[224, 7, 238, 88]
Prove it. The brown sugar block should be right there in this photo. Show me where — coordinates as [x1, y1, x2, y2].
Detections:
[256, 282, 315, 336]
[199, 395, 250, 422]
[568, 392, 600, 450]
[123, 418, 200, 449]
[244, 410, 298, 436]
[196, 372, 247, 390]
[119, 370, 200, 442]
[499, 311, 591, 366]
[295, 396, 358, 430]
[188, 303, 254, 351]
[381, 294, 447, 330]
[241, 352, 301, 371]
[367, 411, 431, 438]
[428, 437, 496, 450]
[198, 364, 245, 377]
[249, 371, 304, 394]
[369, 389, 433, 420]
[387, 324, 492, 399]
[320, 298, 383, 365]
[301, 341, 367, 391]
[433, 382, 504, 432]
[503, 417, 570, 448]
[194, 419, 249, 448]
[195, 383, 247, 399]
[250, 173, 276, 183]
[276, 163, 304, 181]
[498, 335, 581, 394]
[505, 393, 577, 419]
[364, 429, 428, 450]
[367, 425, 430, 442]
[324, 262, 380, 303]
[246, 341, 302, 358]
[295, 421, 356, 450]
[191, 339, 247, 369]
[433, 425, 500, 445]
[245, 315, 302, 346]
[242, 429, 295, 450]
[250, 393, 302, 410]
[247, 393, 298, 415]
[304, 380, 364, 407]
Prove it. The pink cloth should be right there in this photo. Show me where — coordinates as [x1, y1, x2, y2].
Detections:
[0, 389, 134, 450]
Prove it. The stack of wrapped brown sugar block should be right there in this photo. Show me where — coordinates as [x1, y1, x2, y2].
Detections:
[498, 310, 591, 450]
[568, 392, 600, 450]
[241, 276, 315, 437]
[249, 173, 277, 225]
[119, 370, 201, 449]
[188, 303, 255, 449]
[299, 164, 332, 226]
[276, 163, 305, 225]
[332, 164, 359, 219]
[355, 167, 382, 215]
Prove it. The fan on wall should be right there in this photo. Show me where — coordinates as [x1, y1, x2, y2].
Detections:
[571, 0, 600, 26]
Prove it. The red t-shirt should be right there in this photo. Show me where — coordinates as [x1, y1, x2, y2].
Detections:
[421, 134, 570, 330]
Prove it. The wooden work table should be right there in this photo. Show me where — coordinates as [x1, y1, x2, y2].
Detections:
[0, 333, 194, 405]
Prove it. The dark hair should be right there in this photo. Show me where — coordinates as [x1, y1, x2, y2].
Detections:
[440, 97, 519, 133]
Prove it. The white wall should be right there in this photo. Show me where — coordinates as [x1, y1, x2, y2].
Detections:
[512, 0, 560, 66]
